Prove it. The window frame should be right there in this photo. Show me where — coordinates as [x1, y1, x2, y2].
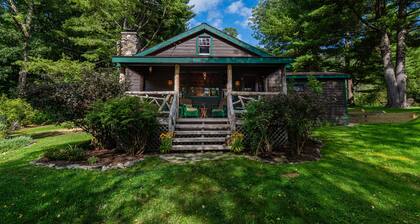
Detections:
[196, 35, 212, 56]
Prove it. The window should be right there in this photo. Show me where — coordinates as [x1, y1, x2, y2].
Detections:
[198, 36, 211, 55]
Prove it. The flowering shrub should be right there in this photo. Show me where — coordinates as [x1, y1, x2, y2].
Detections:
[229, 131, 244, 153]
[159, 132, 174, 153]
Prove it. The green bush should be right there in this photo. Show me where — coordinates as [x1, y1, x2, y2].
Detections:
[87, 156, 99, 165]
[0, 121, 7, 139]
[0, 96, 36, 130]
[84, 96, 158, 155]
[0, 136, 33, 152]
[244, 91, 326, 156]
[44, 145, 86, 161]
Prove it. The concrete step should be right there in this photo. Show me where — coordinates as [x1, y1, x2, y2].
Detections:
[175, 130, 231, 136]
[176, 124, 230, 130]
[172, 144, 229, 151]
[173, 137, 226, 143]
[177, 118, 229, 123]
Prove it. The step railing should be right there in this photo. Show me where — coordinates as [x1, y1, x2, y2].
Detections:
[168, 93, 178, 131]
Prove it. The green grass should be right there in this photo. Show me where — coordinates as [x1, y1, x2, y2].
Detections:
[349, 105, 420, 113]
[0, 122, 419, 223]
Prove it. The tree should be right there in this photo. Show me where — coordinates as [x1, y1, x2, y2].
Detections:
[252, 0, 419, 108]
[1, 0, 37, 96]
[223, 27, 238, 38]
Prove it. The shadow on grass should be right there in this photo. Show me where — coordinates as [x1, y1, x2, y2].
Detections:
[0, 121, 418, 223]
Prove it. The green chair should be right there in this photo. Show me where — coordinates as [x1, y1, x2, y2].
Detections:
[180, 104, 199, 118]
[211, 98, 227, 118]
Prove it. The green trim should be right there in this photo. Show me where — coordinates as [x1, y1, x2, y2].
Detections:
[136, 23, 272, 57]
[287, 74, 351, 79]
[112, 56, 293, 64]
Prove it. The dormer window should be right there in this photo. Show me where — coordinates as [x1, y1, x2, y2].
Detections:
[198, 36, 211, 55]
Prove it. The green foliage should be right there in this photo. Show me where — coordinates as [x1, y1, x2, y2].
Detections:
[0, 96, 36, 129]
[26, 71, 126, 124]
[159, 132, 174, 153]
[87, 156, 99, 165]
[0, 121, 7, 139]
[244, 92, 326, 156]
[223, 27, 239, 38]
[228, 131, 245, 153]
[44, 144, 87, 161]
[307, 75, 323, 94]
[0, 136, 33, 152]
[84, 96, 158, 155]
[406, 47, 420, 102]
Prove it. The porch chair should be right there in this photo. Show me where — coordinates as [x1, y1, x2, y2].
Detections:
[211, 97, 227, 118]
[179, 98, 199, 118]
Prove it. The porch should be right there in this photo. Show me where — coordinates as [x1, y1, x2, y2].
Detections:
[120, 63, 287, 132]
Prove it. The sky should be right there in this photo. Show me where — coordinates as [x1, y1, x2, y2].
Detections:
[188, 0, 260, 46]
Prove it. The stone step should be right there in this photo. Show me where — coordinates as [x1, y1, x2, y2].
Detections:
[176, 124, 230, 130]
[177, 118, 229, 123]
[172, 145, 229, 151]
[173, 137, 226, 143]
[175, 130, 231, 136]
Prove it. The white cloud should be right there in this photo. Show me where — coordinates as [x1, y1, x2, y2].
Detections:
[227, 0, 253, 28]
[188, 0, 222, 13]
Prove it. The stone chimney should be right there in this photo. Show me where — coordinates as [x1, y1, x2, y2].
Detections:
[118, 31, 139, 56]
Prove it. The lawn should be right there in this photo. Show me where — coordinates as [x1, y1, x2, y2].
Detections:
[0, 121, 419, 223]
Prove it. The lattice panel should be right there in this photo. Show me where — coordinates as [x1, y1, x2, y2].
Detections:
[146, 124, 168, 152]
[236, 124, 288, 150]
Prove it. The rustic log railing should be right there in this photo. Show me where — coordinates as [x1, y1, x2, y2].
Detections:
[231, 91, 281, 115]
[126, 91, 175, 115]
[168, 93, 178, 131]
[227, 93, 236, 131]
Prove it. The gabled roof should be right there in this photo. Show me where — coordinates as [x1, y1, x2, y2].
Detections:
[136, 23, 273, 57]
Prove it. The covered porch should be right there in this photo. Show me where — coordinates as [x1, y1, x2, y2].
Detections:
[117, 62, 287, 131]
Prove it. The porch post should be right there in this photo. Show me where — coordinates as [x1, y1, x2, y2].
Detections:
[227, 64, 236, 131]
[174, 64, 180, 117]
[280, 66, 287, 94]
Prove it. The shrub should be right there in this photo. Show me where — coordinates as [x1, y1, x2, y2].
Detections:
[229, 131, 245, 153]
[0, 136, 33, 152]
[0, 121, 7, 139]
[84, 96, 158, 155]
[244, 91, 326, 156]
[44, 145, 86, 161]
[159, 132, 174, 153]
[26, 71, 127, 126]
[87, 156, 99, 165]
[0, 96, 36, 130]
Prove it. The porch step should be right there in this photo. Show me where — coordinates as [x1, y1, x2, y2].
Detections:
[172, 144, 230, 151]
[177, 118, 229, 123]
[173, 137, 226, 143]
[175, 130, 231, 136]
[176, 124, 230, 130]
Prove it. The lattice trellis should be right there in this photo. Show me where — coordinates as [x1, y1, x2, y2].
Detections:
[236, 124, 288, 150]
[146, 123, 168, 152]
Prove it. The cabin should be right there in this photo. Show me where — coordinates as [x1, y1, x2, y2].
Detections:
[112, 23, 349, 151]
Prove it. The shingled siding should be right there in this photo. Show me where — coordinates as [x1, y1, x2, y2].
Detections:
[151, 32, 255, 57]
[289, 78, 348, 124]
[321, 79, 348, 124]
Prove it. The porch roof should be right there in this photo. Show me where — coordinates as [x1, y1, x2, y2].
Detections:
[112, 56, 294, 65]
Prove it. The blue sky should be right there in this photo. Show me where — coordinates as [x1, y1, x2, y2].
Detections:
[188, 0, 260, 46]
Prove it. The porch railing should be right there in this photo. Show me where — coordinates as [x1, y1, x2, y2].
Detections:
[227, 91, 281, 131]
[126, 91, 177, 130]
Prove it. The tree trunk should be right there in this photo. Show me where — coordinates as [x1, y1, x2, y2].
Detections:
[18, 37, 29, 96]
[379, 32, 399, 107]
[395, 0, 408, 108]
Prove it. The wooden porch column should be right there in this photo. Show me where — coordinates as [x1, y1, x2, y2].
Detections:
[174, 64, 180, 117]
[226, 64, 235, 131]
[280, 66, 287, 94]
